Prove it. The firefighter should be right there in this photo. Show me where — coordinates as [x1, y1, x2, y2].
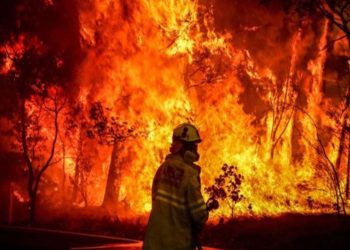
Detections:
[142, 123, 208, 250]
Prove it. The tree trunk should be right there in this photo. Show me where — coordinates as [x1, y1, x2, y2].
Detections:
[71, 161, 80, 203]
[270, 115, 278, 160]
[346, 125, 350, 199]
[335, 116, 347, 170]
[270, 142, 276, 160]
[28, 189, 36, 225]
[333, 166, 347, 215]
[61, 140, 66, 204]
[72, 128, 83, 204]
[102, 139, 119, 207]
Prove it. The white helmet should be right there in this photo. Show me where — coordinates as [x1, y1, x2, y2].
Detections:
[172, 123, 201, 143]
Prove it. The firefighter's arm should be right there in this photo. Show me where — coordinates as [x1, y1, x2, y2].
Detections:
[187, 173, 208, 232]
[151, 165, 163, 203]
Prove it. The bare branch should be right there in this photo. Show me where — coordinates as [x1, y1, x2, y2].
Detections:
[294, 104, 346, 214]
[273, 106, 295, 149]
[48, 158, 62, 167]
[36, 96, 62, 188]
[340, 1, 350, 14]
[318, 2, 346, 31]
[320, 34, 347, 51]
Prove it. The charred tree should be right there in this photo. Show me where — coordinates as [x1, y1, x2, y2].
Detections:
[103, 139, 119, 207]
[3, 44, 66, 224]
[71, 128, 92, 207]
[18, 88, 65, 224]
[0, 0, 82, 224]
[346, 122, 350, 198]
[296, 107, 347, 214]
[59, 133, 68, 205]
[292, 0, 350, 209]
[87, 102, 140, 209]
[335, 114, 348, 171]
[71, 128, 84, 205]
[269, 65, 297, 160]
[318, 0, 350, 203]
[64, 103, 92, 207]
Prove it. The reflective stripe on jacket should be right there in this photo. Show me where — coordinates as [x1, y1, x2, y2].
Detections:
[143, 153, 208, 250]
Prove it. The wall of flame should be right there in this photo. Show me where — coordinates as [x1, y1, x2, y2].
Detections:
[2, 0, 349, 218]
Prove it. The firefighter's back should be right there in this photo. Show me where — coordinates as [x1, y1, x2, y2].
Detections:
[143, 153, 201, 250]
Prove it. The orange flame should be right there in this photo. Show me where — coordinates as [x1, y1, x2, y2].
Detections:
[7, 1, 350, 218]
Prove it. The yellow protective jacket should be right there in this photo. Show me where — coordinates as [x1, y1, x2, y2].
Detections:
[142, 153, 208, 250]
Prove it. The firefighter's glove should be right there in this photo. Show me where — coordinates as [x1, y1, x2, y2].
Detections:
[206, 197, 219, 212]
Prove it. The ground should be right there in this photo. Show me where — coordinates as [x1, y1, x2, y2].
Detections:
[202, 214, 350, 249]
[1, 213, 350, 249]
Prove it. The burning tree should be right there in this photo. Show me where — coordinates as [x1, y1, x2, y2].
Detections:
[296, 107, 347, 214]
[18, 87, 65, 224]
[287, 0, 350, 211]
[318, 0, 350, 202]
[63, 102, 93, 207]
[87, 102, 142, 209]
[3, 41, 66, 224]
[0, 0, 81, 223]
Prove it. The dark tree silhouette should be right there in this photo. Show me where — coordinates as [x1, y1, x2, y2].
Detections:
[64, 102, 92, 207]
[87, 102, 142, 209]
[0, 0, 81, 224]
[3, 41, 67, 224]
[294, 0, 350, 202]
[205, 164, 244, 218]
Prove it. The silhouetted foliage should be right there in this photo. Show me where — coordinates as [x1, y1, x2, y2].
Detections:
[85, 101, 146, 208]
[87, 102, 138, 145]
[205, 164, 244, 218]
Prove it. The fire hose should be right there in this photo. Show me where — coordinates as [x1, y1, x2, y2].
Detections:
[195, 197, 219, 250]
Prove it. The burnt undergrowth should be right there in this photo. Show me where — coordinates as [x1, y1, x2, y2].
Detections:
[202, 213, 350, 250]
[3, 208, 350, 250]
